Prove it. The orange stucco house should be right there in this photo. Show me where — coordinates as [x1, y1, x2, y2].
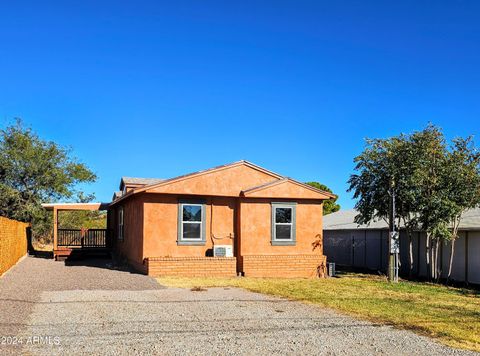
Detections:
[108, 161, 335, 278]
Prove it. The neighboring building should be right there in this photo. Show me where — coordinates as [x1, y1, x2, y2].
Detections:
[108, 161, 335, 278]
[323, 209, 480, 284]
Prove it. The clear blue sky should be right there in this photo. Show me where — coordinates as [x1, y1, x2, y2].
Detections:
[1, 1, 479, 208]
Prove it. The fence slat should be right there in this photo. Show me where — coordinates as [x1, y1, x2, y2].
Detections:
[58, 229, 111, 248]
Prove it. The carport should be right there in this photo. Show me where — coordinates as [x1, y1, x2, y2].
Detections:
[41, 203, 111, 260]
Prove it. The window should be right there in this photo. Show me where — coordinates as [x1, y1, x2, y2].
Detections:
[271, 203, 296, 245]
[178, 200, 206, 245]
[118, 207, 124, 241]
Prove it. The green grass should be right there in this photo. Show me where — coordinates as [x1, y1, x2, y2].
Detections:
[158, 273, 480, 352]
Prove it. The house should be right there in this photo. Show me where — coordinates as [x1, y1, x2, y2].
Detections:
[107, 161, 335, 278]
[323, 209, 480, 285]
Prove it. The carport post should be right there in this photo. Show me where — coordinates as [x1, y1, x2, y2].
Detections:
[53, 206, 58, 251]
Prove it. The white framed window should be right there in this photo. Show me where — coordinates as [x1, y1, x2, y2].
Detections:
[118, 207, 124, 241]
[178, 200, 206, 245]
[271, 203, 296, 245]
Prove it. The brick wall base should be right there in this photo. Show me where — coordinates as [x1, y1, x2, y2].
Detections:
[145, 257, 237, 277]
[241, 254, 327, 278]
[0, 217, 28, 276]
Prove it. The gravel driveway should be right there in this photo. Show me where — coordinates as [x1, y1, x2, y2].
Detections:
[0, 256, 476, 355]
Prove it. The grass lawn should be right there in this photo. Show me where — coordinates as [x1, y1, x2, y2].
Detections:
[158, 273, 480, 352]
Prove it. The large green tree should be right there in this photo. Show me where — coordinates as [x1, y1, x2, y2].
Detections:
[305, 182, 340, 215]
[0, 120, 97, 237]
[348, 124, 480, 281]
[410, 126, 453, 280]
[442, 137, 480, 281]
[348, 134, 421, 277]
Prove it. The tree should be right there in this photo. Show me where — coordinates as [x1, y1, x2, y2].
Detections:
[443, 137, 480, 282]
[305, 182, 340, 215]
[348, 124, 480, 282]
[410, 125, 451, 281]
[59, 211, 107, 229]
[347, 135, 420, 277]
[0, 119, 97, 238]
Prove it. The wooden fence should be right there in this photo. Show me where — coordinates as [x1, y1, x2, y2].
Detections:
[0, 216, 28, 276]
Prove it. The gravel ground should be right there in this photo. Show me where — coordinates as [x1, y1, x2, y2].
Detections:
[1, 256, 477, 355]
[0, 255, 161, 355]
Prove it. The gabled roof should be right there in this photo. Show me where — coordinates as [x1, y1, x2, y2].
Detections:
[112, 191, 122, 201]
[111, 161, 334, 205]
[142, 160, 283, 193]
[120, 177, 164, 190]
[323, 209, 389, 230]
[242, 178, 336, 200]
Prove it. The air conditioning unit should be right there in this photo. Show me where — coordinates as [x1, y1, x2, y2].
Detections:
[213, 245, 233, 257]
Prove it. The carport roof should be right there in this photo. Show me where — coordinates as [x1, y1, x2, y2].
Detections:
[324, 208, 480, 231]
[41, 202, 110, 211]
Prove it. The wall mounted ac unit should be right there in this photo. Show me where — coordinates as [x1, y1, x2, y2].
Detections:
[213, 245, 233, 257]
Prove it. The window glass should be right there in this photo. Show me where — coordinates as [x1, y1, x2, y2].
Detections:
[183, 205, 202, 222]
[181, 204, 203, 240]
[183, 223, 201, 239]
[275, 225, 291, 239]
[275, 208, 292, 223]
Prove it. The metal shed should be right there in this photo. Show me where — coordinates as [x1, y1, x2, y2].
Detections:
[323, 209, 480, 284]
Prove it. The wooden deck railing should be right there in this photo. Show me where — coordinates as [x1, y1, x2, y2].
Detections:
[57, 229, 82, 247]
[57, 228, 112, 248]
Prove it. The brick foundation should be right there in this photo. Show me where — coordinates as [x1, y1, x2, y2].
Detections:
[241, 254, 327, 278]
[145, 257, 237, 277]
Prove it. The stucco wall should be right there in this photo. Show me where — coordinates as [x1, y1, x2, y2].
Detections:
[112, 195, 144, 267]
[244, 180, 330, 199]
[239, 198, 324, 256]
[142, 194, 235, 258]
[238, 198, 325, 277]
[148, 164, 279, 196]
[114, 192, 326, 278]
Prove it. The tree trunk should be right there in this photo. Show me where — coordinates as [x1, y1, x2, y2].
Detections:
[447, 238, 456, 284]
[435, 238, 441, 283]
[408, 230, 414, 278]
[431, 238, 436, 280]
[426, 233, 431, 280]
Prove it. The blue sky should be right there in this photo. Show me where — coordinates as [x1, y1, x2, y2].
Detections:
[1, 1, 479, 208]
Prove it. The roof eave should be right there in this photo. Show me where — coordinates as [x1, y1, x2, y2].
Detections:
[242, 178, 336, 200]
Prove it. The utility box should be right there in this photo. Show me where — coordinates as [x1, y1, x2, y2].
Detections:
[328, 262, 336, 277]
